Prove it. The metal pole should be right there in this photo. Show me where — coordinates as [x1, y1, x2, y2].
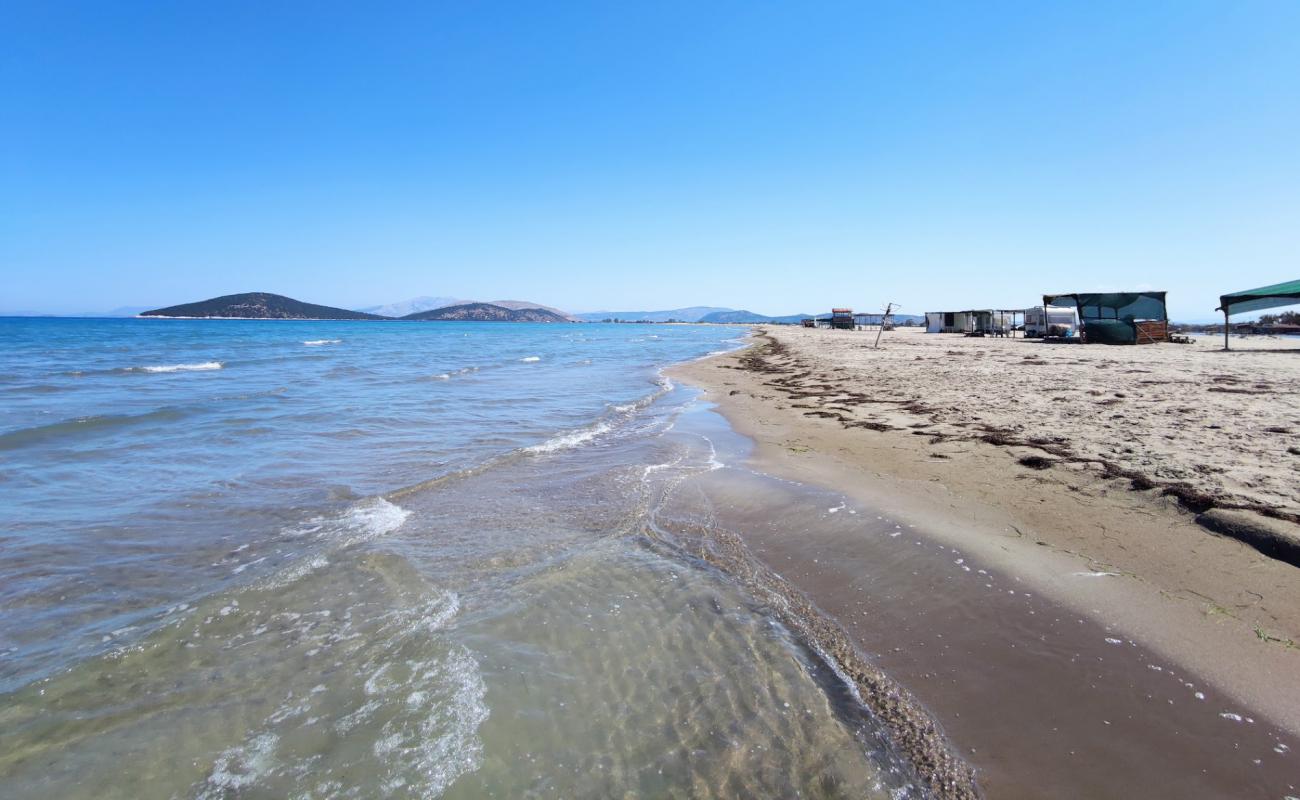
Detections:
[874, 303, 893, 349]
[1224, 310, 1230, 351]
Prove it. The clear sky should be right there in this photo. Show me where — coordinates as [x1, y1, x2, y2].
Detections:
[3, 1, 1299, 320]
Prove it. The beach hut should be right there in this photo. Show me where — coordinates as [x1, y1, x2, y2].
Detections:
[949, 310, 1006, 336]
[927, 309, 1024, 336]
[830, 308, 855, 330]
[1216, 279, 1300, 350]
[1043, 292, 1168, 344]
[969, 310, 1022, 336]
[924, 311, 967, 333]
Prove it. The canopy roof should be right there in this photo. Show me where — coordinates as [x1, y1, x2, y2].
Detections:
[1043, 291, 1167, 321]
[1217, 279, 1300, 317]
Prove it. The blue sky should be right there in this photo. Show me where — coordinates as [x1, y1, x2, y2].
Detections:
[3, 1, 1298, 320]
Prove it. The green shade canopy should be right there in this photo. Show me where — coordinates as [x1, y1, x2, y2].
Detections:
[1043, 292, 1167, 321]
[1217, 279, 1300, 317]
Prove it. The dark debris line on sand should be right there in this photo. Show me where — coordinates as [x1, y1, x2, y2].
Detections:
[732, 331, 1300, 568]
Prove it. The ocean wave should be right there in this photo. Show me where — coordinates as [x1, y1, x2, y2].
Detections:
[524, 419, 615, 454]
[433, 366, 480, 381]
[275, 498, 411, 550]
[134, 361, 223, 373]
[525, 375, 678, 456]
[338, 498, 411, 544]
[302, 339, 342, 346]
[0, 408, 190, 451]
[520, 356, 541, 362]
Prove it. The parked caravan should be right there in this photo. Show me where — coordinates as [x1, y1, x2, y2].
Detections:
[1025, 305, 1079, 338]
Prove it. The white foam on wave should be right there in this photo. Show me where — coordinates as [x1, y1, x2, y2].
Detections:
[702, 434, 725, 470]
[272, 498, 411, 559]
[525, 420, 615, 455]
[136, 361, 223, 373]
[195, 588, 486, 798]
[612, 375, 675, 416]
[526, 371, 680, 457]
[303, 339, 342, 346]
[203, 733, 280, 794]
[335, 498, 411, 547]
[433, 366, 479, 381]
[520, 356, 541, 362]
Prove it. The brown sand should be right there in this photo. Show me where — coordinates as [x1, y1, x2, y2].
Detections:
[668, 327, 1300, 793]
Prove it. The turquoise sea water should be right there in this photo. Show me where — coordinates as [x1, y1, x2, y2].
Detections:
[0, 318, 915, 798]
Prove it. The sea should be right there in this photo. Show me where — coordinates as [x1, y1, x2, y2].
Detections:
[0, 317, 919, 799]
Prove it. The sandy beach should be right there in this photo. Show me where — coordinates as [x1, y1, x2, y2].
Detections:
[671, 326, 1300, 796]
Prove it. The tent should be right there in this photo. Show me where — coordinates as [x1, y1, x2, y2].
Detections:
[1216, 279, 1300, 350]
[1043, 292, 1168, 344]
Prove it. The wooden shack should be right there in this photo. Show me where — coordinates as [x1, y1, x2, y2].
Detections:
[830, 308, 855, 330]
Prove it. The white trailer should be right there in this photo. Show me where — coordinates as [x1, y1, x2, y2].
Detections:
[1024, 305, 1079, 338]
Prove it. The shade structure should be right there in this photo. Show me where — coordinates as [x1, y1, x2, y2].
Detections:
[1042, 292, 1168, 322]
[1216, 279, 1300, 317]
[1042, 292, 1168, 345]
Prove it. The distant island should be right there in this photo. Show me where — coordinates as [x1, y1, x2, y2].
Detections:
[140, 292, 575, 322]
[402, 303, 570, 323]
[359, 296, 579, 321]
[141, 293, 386, 320]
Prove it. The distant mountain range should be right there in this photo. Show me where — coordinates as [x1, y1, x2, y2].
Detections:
[359, 296, 467, 317]
[1, 305, 154, 318]
[697, 309, 813, 324]
[142, 293, 387, 320]
[78, 305, 154, 317]
[575, 307, 819, 324]
[575, 307, 738, 323]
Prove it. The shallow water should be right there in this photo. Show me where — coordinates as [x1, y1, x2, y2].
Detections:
[646, 404, 1299, 799]
[0, 318, 736, 688]
[0, 318, 916, 798]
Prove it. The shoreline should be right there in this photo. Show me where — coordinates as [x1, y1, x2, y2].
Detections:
[667, 327, 1300, 794]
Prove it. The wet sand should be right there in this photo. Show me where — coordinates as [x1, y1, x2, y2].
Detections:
[668, 328, 1300, 797]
